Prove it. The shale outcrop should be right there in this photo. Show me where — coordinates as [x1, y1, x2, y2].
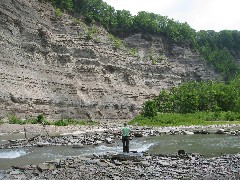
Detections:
[0, 0, 219, 120]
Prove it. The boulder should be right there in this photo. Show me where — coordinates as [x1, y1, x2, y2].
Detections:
[37, 163, 50, 172]
[134, 131, 143, 137]
[105, 138, 113, 144]
[72, 143, 84, 148]
[111, 153, 143, 162]
[36, 142, 51, 147]
[215, 129, 225, 134]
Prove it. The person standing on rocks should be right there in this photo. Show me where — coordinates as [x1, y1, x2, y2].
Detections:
[122, 123, 131, 153]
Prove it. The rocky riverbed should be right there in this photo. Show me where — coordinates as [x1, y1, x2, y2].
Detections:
[0, 123, 240, 179]
[0, 123, 240, 149]
[0, 151, 240, 179]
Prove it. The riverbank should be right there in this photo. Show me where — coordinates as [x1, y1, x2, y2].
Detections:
[1, 123, 240, 152]
[1, 151, 240, 179]
[1, 123, 240, 150]
[0, 123, 240, 179]
[1, 122, 240, 136]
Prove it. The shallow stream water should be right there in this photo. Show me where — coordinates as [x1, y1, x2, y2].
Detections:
[0, 134, 239, 170]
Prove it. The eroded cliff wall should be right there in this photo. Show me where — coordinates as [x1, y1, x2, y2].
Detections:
[0, 0, 220, 120]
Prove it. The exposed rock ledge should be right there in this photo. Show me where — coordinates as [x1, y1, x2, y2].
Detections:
[0, 0, 220, 120]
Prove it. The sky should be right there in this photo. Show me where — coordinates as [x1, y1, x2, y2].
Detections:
[102, 0, 240, 32]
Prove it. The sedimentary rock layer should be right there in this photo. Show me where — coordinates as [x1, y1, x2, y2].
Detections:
[0, 0, 219, 120]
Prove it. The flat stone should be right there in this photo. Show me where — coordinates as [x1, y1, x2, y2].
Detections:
[158, 160, 171, 167]
[9, 170, 23, 175]
[37, 163, 50, 172]
[97, 161, 108, 167]
[141, 160, 150, 167]
[113, 160, 122, 166]
[72, 143, 84, 148]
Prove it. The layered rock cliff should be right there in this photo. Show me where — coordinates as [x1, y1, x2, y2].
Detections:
[0, 0, 220, 120]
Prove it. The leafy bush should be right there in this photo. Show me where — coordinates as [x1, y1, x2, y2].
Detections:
[128, 48, 136, 56]
[55, 8, 63, 17]
[5, 114, 97, 126]
[148, 53, 157, 65]
[224, 111, 240, 121]
[85, 26, 97, 40]
[152, 79, 240, 114]
[72, 17, 80, 24]
[28, 114, 51, 125]
[54, 119, 68, 126]
[8, 115, 25, 124]
[141, 100, 157, 118]
[108, 34, 123, 49]
[37, 114, 44, 123]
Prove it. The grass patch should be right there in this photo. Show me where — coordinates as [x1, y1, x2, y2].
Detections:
[108, 34, 123, 50]
[72, 17, 80, 25]
[128, 48, 137, 56]
[8, 115, 50, 125]
[8, 115, 25, 124]
[85, 26, 97, 41]
[129, 111, 240, 126]
[7, 115, 98, 126]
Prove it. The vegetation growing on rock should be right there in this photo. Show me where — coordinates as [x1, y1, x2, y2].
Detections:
[50, 0, 240, 80]
[1, 0, 239, 120]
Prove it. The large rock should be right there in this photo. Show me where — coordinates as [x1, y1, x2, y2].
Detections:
[72, 143, 84, 148]
[110, 153, 143, 162]
[36, 142, 51, 147]
[37, 163, 53, 172]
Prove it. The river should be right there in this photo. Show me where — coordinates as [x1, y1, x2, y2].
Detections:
[0, 134, 239, 170]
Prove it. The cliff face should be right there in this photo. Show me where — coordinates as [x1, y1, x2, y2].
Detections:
[0, 0, 219, 120]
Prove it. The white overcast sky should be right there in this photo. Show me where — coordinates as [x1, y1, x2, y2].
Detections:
[102, 0, 240, 32]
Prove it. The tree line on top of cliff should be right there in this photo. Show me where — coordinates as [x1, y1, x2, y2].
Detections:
[48, 0, 240, 81]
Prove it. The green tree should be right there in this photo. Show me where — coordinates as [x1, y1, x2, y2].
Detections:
[147, 78, 240, 114]
[51, 0, 73, 11]
[113, 10, 133, 34]
[142, 100, 157, 118]
[155, 90, 174, 113]
[133, 11, 160, 33]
